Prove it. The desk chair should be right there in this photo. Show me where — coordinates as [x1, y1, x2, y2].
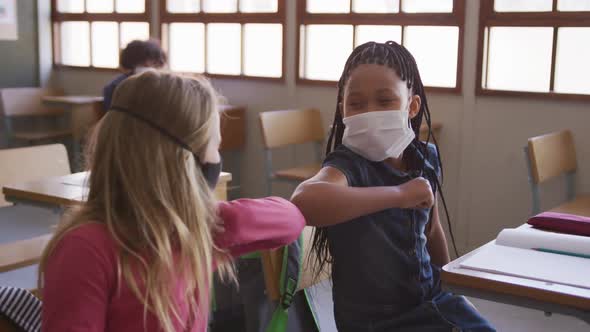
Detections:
[219, 105, 246, 198]
[0, 234, 49, 332]
[524, 130, 590, 216]
[0, 142, 60, 287]
[259, 109, 324, 195]
[0, 144, 71, 207]
[0, 234, 51, 279]
[0, 88, 72, 147]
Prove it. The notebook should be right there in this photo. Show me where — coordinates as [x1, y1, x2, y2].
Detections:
[460, 226, 590, 289]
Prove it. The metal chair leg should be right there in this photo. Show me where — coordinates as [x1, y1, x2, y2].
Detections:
[524, 146, 541, 215]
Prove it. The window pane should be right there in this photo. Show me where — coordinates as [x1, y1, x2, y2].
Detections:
[167, 0, 200, 13]
[353, 0, 399, 13]
[494, 0, 552, 12]
[304, 25, 353, 81]
[202, 0, 237, 13]
[555, 28, 590, 94]
[307, 0, 350, 13]
[57, 0, 84, 13]
[206, 23, 241, 75]
[402, 0, 452, 13]
[558, 0, 590, 11]
[244, 24, 282, 77]
[91, 22, 119, 68]
[169, 23, 205, 72]
[87, 0, 114, 13]
[299, 26, 305, 78]
[60, 22, 90, 66]
[481, 28, 489, 88]
[355, 25, 401, 47]
[116, 0, 145, 13]
[240, 0, 278, 12]
[404, 26, 458, 88]
[486, 27, 553, 92]
[120, 22, 150, 48]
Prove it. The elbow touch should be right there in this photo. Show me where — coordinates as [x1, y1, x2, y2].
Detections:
[289, 185, 317, 228]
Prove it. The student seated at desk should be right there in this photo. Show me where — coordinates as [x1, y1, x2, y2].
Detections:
[292, 41, 495, 332]
[103, 39, 167, 111]
[40, 71, 305, 332]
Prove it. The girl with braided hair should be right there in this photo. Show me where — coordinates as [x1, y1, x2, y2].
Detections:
[292, 41, 494, 331]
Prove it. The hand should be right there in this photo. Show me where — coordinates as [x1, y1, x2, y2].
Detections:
[395, 177, 434, 209]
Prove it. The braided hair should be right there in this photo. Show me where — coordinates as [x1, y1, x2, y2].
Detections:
[310, 41, 458, 280]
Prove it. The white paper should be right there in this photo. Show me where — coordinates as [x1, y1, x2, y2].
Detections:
[61, 177, 89, 188]
[496, 227, 590, 256]
[460, 244, 590, 289]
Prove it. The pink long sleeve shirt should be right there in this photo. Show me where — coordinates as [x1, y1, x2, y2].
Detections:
[42, 197, 305, 332]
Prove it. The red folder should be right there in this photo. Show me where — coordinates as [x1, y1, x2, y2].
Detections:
[528, 211, 590, 236]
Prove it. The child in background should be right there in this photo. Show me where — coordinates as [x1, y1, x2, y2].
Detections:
[292, 41, 494, 331]
[41, 71, 304, 332]
[102, 39, 167, 111]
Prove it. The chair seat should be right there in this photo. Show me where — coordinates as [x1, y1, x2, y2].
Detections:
[12, 129, 72, 141]
[549, 194, 590, 218]
[273, 164, 322, 182]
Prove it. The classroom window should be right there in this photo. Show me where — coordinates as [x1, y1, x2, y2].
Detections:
[478, 0, 590, 98]
[161, 0, 286, 80]
[297, 0, 465, 91]
[52, 0, 151, 70]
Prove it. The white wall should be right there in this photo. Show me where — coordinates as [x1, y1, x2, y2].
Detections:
[48, 0, 590, 252]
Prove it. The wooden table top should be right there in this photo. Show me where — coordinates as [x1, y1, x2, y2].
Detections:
[42, 95, 104, 106]
[441, 228, 590, 312]
[3, 171, 232, 207]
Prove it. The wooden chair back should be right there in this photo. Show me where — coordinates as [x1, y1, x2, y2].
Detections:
[259, 109, 324, 149]
[0, 88, 64, 117]
[219, 105, 246, 151]
[0, 144, 71, 206]
[527, 130, 577, 184]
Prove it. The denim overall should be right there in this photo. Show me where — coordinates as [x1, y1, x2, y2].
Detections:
[323, 144, 495, 332]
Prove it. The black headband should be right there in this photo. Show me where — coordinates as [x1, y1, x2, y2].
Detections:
[109, 106, 194, 154]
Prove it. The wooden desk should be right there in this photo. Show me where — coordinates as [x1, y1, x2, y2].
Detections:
[442, 228, 590, 324]
[2, 171, 232, 207]
[549, 195, 590, 217]
[42, 96, 104, 139]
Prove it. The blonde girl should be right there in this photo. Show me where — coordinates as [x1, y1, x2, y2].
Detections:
[40, 71, 304, 332]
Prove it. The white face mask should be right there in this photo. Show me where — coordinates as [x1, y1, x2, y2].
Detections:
[342, 110, 415, 162]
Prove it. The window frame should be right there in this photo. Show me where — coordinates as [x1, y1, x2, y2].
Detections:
[296, 0, 466, 94]
[159, 0, 287, 82]
[477, 0, 590, 101]
[51, 0, 152, 72]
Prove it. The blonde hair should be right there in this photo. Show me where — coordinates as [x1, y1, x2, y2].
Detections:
[39, 71, 234, 331]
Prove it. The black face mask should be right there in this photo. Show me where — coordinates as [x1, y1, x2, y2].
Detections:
[109, 106, 221, 190]
[200, 159, 222, 189]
